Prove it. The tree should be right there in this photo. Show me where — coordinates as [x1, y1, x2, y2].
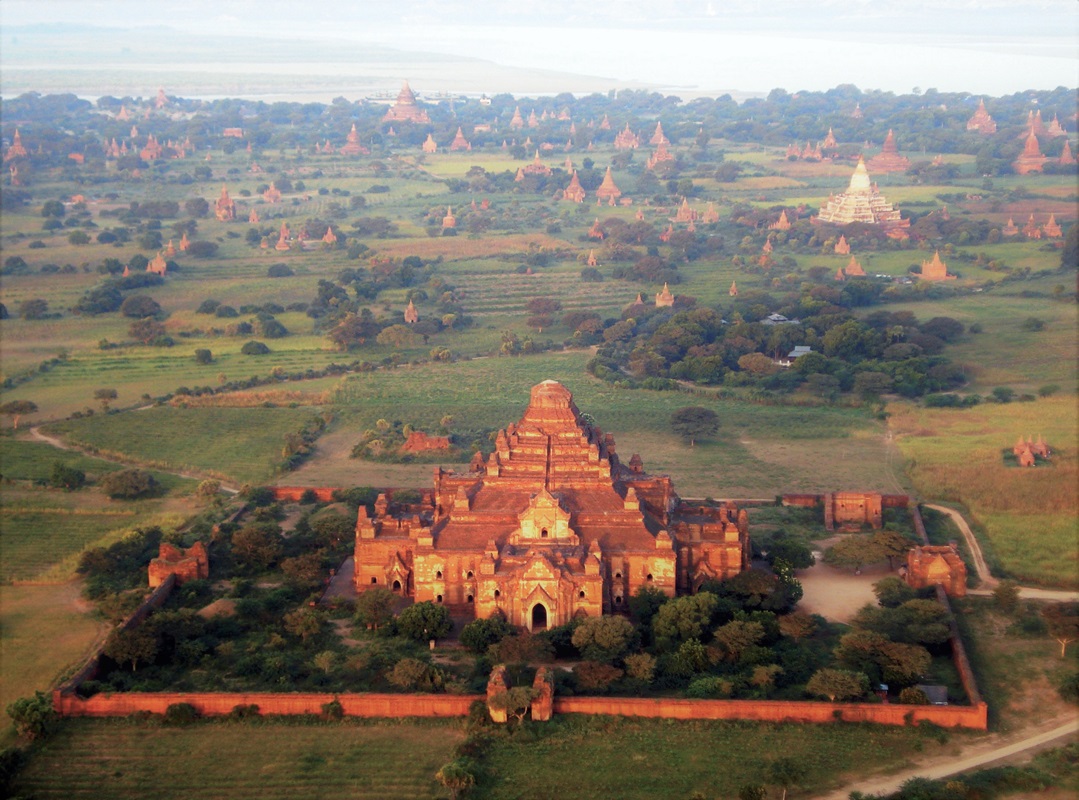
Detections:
[103, 626, 159, 671]
[778, 611, 817, 640]
[653, 592, 719, 648]
[194, 348, 213, 365]
[6, 691, 59, 741]
[825, 536, 887, 572]
[354, 588, 397, 631]
[806, 668, 869, 702]
[231, 522, 283, 570]
[50, 461, 86, 491]
[376, 324, 419, 348]
[1, 399, 38, 429]
[120, 294, 162, 318]
[738, 786, 767, 800]
[280, 552, 326, 590]
[435, 758, 477, 800]
[184, 197, 209, 218]
[526, 297, 562, 316]
[100, 468, 157, 499]
[18, 298, 49, 320]
[397, 600, 452, 642]
[129, 317, 167, 344]
[992, 580, 1021, 614]
[186, 240, 219, 258]
[460, 614, 515, 654]
[283, 607, 324, 643]
[873, 576, 916, 608]
[328, 311, 382, 350]
[872, 530, 914, 569]
[670, 406, 719, 447]
[240, 340, 270, 355]
[94, 387, 118, 412]
[767, 756, 808, 800]
[712, 619, 765, 662]
[1042, 602, 1079, 658]
[487, 686, 537, 723]
[571, 615, 636, 663]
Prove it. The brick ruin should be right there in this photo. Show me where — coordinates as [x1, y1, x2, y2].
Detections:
[147, 542, 209, 588]
[905, 544, 967, 597]
[353, 380, 750, 630]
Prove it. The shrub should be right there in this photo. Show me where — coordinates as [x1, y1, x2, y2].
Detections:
[321, 699, 344, 720]
[194, 348, 213, 364]
[898, 686, 930, 705]
[267, 263, 293, 278]
[100, 468, 158, 499]
[241, 341, 270, 355]
[120, 294, 162, 318]
[163, 702, 200, 726]
[50, 461, 86, 491]
[6, 691, 59, 740]
[397, 601, 452, 642]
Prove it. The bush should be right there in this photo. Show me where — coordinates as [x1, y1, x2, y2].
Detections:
[100, 468, 158, 499]
[163, 702, 200, 726]
[322, 699, 345, 720]
[267, 263, 293, 278]
[460, 614, 515, 654]
[898, 686, 930, 705]
[50, 461, 86, 491]
[194, 348, 213, 364]
[120, 294, 162, 318]
[241, 341, 271, 355]
[397, 601, 452, 642]
[6, 691, 59, 740]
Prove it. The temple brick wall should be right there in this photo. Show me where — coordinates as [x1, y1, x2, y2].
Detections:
[271, 487, 340, 503]
[552, 696, 986, 729]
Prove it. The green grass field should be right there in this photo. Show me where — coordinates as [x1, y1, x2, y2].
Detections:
[9, 716, 973, 800]
[11, 719, 465, 799]
[0, 583, 107, 746]
[890, 395, 1078, 588]
[44, 407, 323, 484]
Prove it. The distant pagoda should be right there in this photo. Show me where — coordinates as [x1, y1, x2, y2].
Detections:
[214, 185, 236, 221]
[449, 127, 471, 152]
[834, 234, 850, 254]
[812, 158, 910, 237]
[649, 122, 668, 146]
[4, 129, 28, 161]
[422, 133, 438, 154]
[340, 124, 369, 156]
[1046, 115, 1067, 138]
[562, 170, 586, 203]
[965, 99, 997, 135]
[614, 124, 640, 150]
[382, 81, 430, 125]
[1013, 130, 1048, 175]
[595, 166, 622, 204]
[920, 251, 955, 281]
[867, 130, 910, 173]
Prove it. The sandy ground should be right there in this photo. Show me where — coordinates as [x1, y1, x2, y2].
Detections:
[797, 548, 895, 623]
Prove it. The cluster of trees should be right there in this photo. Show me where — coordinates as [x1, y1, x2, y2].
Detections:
[590, 297, 968, 400]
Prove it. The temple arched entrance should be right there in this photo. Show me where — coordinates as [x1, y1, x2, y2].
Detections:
[530, 603, 548, 632]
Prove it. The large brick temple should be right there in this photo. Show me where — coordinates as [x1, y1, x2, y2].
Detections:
[353, 380, 749, 630]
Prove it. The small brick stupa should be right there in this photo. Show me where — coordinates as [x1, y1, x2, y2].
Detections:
[449, 127, 471, 152]
[214, 185, 236, 221]
[965, 99, 997, 134]
[867, 130, 911, 173]
[595, 166, 622, 204]
[614, 124, 640, 150]
[382, 81, 430, 124]
[1013, 130, 1048, 175]
[920, 251, 955, 281]
[834, 234, 851, 255]
[655, 282, 675, 307]
[562, 170, 586, 203]
[340, 123, 369, 156]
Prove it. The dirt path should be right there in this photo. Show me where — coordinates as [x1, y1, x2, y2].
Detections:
[924, 503, 996, 588]
[28, 426, 239, 494]
[925, 503, 1078, 601]
[817, 716, 1079, 798]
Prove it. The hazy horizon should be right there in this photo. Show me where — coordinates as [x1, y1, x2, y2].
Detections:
[2, 1, 1077, 99]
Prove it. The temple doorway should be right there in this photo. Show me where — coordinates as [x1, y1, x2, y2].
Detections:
[531, 603, 548, 631]
[392, 579, 402, 592]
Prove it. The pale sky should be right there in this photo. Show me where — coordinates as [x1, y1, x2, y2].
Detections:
[2, 0, 1076, 95]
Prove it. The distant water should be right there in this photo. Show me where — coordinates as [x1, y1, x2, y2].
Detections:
[360, 24, 1078, 96]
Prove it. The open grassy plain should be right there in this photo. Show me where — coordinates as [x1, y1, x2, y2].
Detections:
[9, 716, 972, 800]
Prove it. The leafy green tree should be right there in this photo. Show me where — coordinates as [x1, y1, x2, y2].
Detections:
[283, 607, 324, 643]
[767, 756, 808, 800]
[670, 406, 719, 447]
[778, 611, 817, 640]
[738, 785, 767, 800]
[231, 522, 283, 570]
[488, 686, 537, 723]
[388, 658, 444, 691]
[872, 529, 914, 569]
[825, 536, 887, 572]
[397, 601, 452, 642]
[129, 317, 166, 344]
[992, 580, 1021, 614]
[194, 348, 213, 364]
[103, 626, 159, 671]
[571, 615, 636, 663]
[93, 387, 118, 412]
[873, 576, 917, 608]
[898, 686, 930, 705]
[460, 614, 515, 654]
[18, 298, 49, 319]
[100, 468, 157, 499]
[240, 340, 270, 355]
[435, 758, 477, 800]
[50, 461, 86, 491]
[120, 294, 162, 318]
[280, 552, 326, 590]
[623, 652, 657, 684]
[712, 619, 765, 662]
[1, 399, 38, 429]
[354, 588, 398, 631]
[805, 668, 869, 701]
[6, 691, 59, 741]
[376, 324, 419, 348]
[653, 592, 719, 649]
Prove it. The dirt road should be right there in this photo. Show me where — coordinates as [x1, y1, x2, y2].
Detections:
[817, 716, 1079, 798]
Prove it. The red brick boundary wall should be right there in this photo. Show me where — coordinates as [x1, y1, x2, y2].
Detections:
[272, 487, 340, 502]
[553, 696, 987, 728]
[54, 691, 482, 718]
